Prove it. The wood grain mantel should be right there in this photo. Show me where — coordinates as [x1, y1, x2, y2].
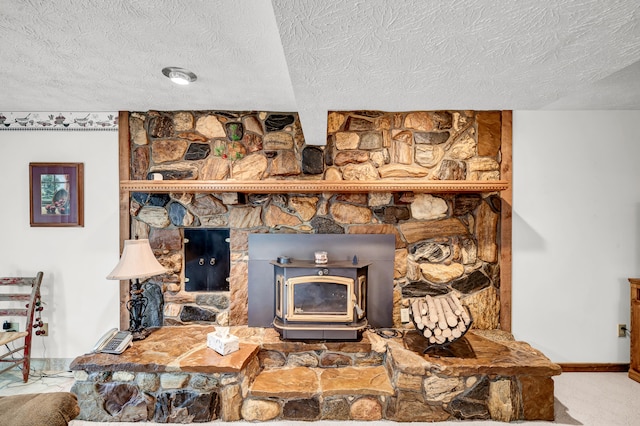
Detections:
[120, 179, 509, 194]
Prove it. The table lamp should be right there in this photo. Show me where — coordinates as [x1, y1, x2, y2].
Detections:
[107, 238, 166, 340]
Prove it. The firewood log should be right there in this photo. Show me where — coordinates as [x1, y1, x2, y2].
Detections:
[419, 299, 428, 316]
[425, 295, 438, 324]
[433, 297, 448, 330]
[440, 297, 458, 327]
[460, 305, 471, 324]
[411, 300, 422, 324]
[445, 295, 462, 316]
[450, 294, 466, 317]
[422, 302, 437, 329]
[448, 293, 471, 325]
[411, 299, 420, 317]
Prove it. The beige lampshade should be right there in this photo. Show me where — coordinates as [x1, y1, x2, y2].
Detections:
[106, 239, 166, 280]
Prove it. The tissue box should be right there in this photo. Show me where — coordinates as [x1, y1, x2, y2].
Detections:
[207, 331, 239, 356]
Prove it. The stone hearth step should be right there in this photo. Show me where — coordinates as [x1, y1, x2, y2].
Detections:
[250, 365, 394, 399]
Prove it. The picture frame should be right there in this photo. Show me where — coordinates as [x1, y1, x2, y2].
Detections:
[29, 162, 84, 227]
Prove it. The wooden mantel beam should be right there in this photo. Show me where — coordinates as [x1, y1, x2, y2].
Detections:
[120, 179, 509, 194]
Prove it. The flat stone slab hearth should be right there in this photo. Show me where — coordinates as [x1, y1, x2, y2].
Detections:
[69, 325, 561, 423]
[70, 325, 259, 373]
[251, 366, 318, 398]
[321, 366, 394, 396]
[250, 365, 394, 398]
[401, 329, 562, 377]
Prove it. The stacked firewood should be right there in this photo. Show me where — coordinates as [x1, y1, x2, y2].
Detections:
[409, 293, 472, 345]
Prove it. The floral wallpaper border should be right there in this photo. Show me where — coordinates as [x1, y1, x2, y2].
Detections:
[0, 112, 118, 131]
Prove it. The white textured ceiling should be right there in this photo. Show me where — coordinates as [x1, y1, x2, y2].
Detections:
[2, 0, 640, 144]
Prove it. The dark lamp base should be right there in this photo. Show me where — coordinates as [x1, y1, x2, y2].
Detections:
[131, 327, 157, 341]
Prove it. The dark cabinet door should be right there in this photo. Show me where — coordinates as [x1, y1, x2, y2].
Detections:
[184, 228, 230, 292]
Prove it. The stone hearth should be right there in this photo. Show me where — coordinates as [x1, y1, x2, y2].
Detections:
[69, 325, 560, 423]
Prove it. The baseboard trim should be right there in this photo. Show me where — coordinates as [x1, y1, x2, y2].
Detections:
[30, 358, 74, 373]
[559, 363, 629, 372]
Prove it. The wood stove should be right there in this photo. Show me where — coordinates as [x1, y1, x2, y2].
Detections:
[271, 259, 369, 340]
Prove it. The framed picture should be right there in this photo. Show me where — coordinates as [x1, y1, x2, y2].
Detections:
[29, 162, 84, 227]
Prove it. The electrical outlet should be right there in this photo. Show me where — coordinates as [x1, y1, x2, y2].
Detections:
[400, 308, 410, 323]
[618, 324, 627, 338]
[41, 322, 48, 336]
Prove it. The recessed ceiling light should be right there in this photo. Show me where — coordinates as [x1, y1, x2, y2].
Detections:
[162, 67, 197, 85]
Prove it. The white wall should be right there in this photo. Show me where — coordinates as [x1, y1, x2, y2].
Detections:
[512, 110, 640, 363]
[0, 130, 120, 359]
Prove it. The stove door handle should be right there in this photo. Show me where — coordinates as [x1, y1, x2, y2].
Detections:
[352, 294, 364, 317]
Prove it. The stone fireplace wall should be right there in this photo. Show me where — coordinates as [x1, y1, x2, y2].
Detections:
[126, 110, 503, 330]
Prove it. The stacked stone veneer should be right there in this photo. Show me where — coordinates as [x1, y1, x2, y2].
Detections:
[71, 366, 257, 422]
[70, 327, 559, 423]
[126, 110, 503, 329]
[242, 330, 557, 422]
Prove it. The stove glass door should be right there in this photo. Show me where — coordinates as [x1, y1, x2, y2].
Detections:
[286, 275, 354, 322]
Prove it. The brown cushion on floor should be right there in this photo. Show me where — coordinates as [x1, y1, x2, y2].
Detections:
[0, 392, 80, 426]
